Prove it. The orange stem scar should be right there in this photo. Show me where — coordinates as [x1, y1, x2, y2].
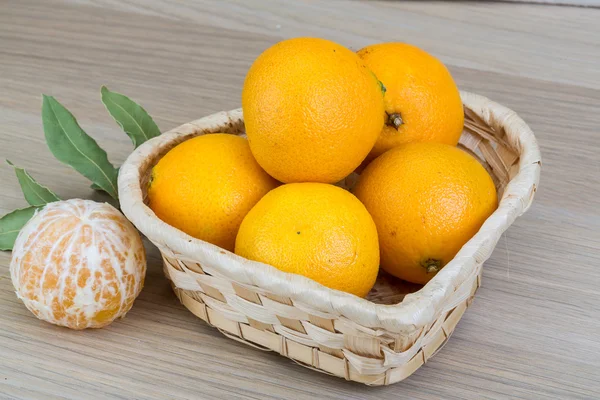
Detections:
[386, 112, 403, 130]
[421, 258, 442, 274]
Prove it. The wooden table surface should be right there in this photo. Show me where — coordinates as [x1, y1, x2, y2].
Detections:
[1, 1, 599, 399]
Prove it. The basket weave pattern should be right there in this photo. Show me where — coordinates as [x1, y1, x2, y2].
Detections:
[119, 92, 541, 385]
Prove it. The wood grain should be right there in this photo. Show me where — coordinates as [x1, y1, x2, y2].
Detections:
[1, 0, 599, 399]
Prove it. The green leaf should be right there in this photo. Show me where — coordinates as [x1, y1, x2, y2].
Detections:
[0, 207, 38, 251]
[6, 160, 61, 206]
[42, 95, 119, 200]
[101, 86, 161, 148]
[90, 167, 119, 192]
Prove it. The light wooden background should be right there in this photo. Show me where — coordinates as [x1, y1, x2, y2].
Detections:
[1, 1, 599, 399]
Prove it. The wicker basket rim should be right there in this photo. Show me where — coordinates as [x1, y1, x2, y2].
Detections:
[118, 91, 541, 333]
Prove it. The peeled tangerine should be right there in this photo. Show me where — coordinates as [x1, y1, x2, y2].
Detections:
[10, 199, 146, 329]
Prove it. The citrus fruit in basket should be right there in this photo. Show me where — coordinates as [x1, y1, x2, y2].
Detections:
[357, 42, 464, 162]
[354, 143, 497, 284]
[10, 199, 146, 329]
[242, 37, 385, 184]
[235, 183, 379, 297]
[148, 134, 278, 252]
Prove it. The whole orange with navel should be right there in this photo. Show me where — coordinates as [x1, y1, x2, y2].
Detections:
[235, 183, 379, 297]
[354, 143, 497, 284]
[242, 37, 385, 183]
[357, 42, 464, 162]
[148, 134, 279, 252]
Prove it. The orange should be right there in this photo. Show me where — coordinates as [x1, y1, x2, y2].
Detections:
[242, 37, 385, 183]
[148, 134, 278, 252]
[357, 43, 464, 161]
[10, 199, 146, 329]
[354, 143, 497, 284]
[235, 183, 379, 297]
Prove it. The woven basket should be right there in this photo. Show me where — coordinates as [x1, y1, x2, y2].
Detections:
[118, 91, 541, 386]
